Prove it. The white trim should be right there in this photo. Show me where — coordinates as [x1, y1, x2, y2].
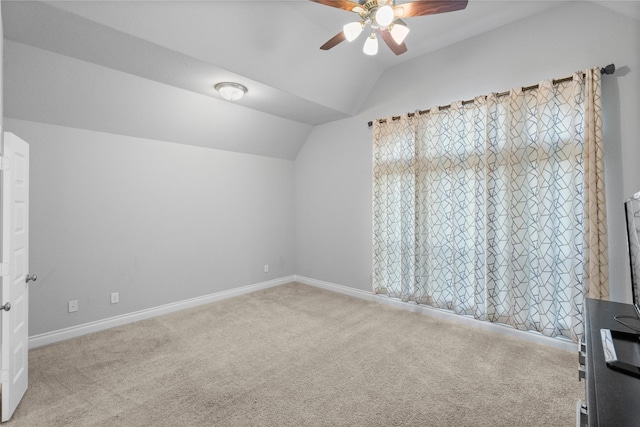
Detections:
[28, 276, 295, 349]
[294, 275, 378, 301]
[295, 275, 578, 353]
[29, 274, 578, 353]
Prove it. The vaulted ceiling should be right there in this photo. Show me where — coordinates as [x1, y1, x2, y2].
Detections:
[4, 1, 639, 159]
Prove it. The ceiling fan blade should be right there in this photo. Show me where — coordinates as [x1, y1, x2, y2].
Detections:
[309, 0, 362, 12]
[394, 0, 468, 18]
[320, 31, 347, 50]
[379, 29, 407, 55]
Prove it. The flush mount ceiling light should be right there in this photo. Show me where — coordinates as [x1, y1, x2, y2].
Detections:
[313, 0, 468, 56]
[214, 82, 248, 101]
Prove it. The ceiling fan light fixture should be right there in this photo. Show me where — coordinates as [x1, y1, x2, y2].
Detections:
[363, 33, 378, 55]
[374, 5, 394, 27]
[215, 82, 247, 101]
[315, 0, 469, 56]
[343, 21, 364, 42]
[389, 22, 410, 45]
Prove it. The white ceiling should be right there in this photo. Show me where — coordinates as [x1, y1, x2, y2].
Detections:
[3, 0, 638, 159]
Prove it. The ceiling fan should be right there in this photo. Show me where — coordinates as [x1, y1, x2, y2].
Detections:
[311, 0, 468, 56]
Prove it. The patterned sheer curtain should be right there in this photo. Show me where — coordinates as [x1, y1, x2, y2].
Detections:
[372, 68, 608, 342]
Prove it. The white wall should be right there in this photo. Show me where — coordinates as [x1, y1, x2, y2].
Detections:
[4, 1, 639, 338]
[5, 119, 295, 335]
[295, 1, 640, 302]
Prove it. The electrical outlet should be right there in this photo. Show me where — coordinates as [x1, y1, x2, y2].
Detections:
[111, 292, 119, 304]
[264, 264, 269, 273]
[68, 300, 78, 313]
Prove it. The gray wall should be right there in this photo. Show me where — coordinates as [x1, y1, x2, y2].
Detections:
[4, 1, 640, 337]
[295, 2, 640, 302]
[5, 118, 295, 335]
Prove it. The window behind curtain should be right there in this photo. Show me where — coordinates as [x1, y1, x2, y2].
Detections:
[372, 70, 608, 342]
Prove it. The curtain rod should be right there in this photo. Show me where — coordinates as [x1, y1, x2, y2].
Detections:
[367, 64, 616, 127]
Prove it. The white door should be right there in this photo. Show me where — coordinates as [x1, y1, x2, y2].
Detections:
[1, 133, 30, 422]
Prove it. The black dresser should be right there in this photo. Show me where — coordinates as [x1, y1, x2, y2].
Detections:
[580, 298, 640, 426]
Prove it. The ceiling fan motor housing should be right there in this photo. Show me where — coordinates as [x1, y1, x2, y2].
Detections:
[362, 0, 384, 12]
[361, 0, 395, 29]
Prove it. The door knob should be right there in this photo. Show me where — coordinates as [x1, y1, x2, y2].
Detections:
[25, 274, 37, 283]
[1, 302, 11, 311]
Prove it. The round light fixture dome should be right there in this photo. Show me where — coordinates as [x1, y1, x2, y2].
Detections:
[215, 82, 248, 101]
[343, 21, 364, 42]
[363, 33, 378, 56]
[375, 5, 394, 27]
[389, 22, 410, 45]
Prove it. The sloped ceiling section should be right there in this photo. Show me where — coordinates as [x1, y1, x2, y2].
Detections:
[4, 0, 605, 159]
[43, 0, 382, 116]
[3, 1, 384, 159]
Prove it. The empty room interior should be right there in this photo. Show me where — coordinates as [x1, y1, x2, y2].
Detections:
[1, 0, 640, 425]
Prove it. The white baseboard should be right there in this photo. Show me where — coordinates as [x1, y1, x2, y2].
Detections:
[293, 275, 377, 300]
[28, 276, 295, 349]
[294, 275, 578, 353]
[30, 274, 577, 353]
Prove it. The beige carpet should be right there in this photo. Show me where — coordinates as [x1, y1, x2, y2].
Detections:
[7, 283, 581, 426]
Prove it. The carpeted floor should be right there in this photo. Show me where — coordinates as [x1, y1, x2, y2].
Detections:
[7, 283, 582, 426]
